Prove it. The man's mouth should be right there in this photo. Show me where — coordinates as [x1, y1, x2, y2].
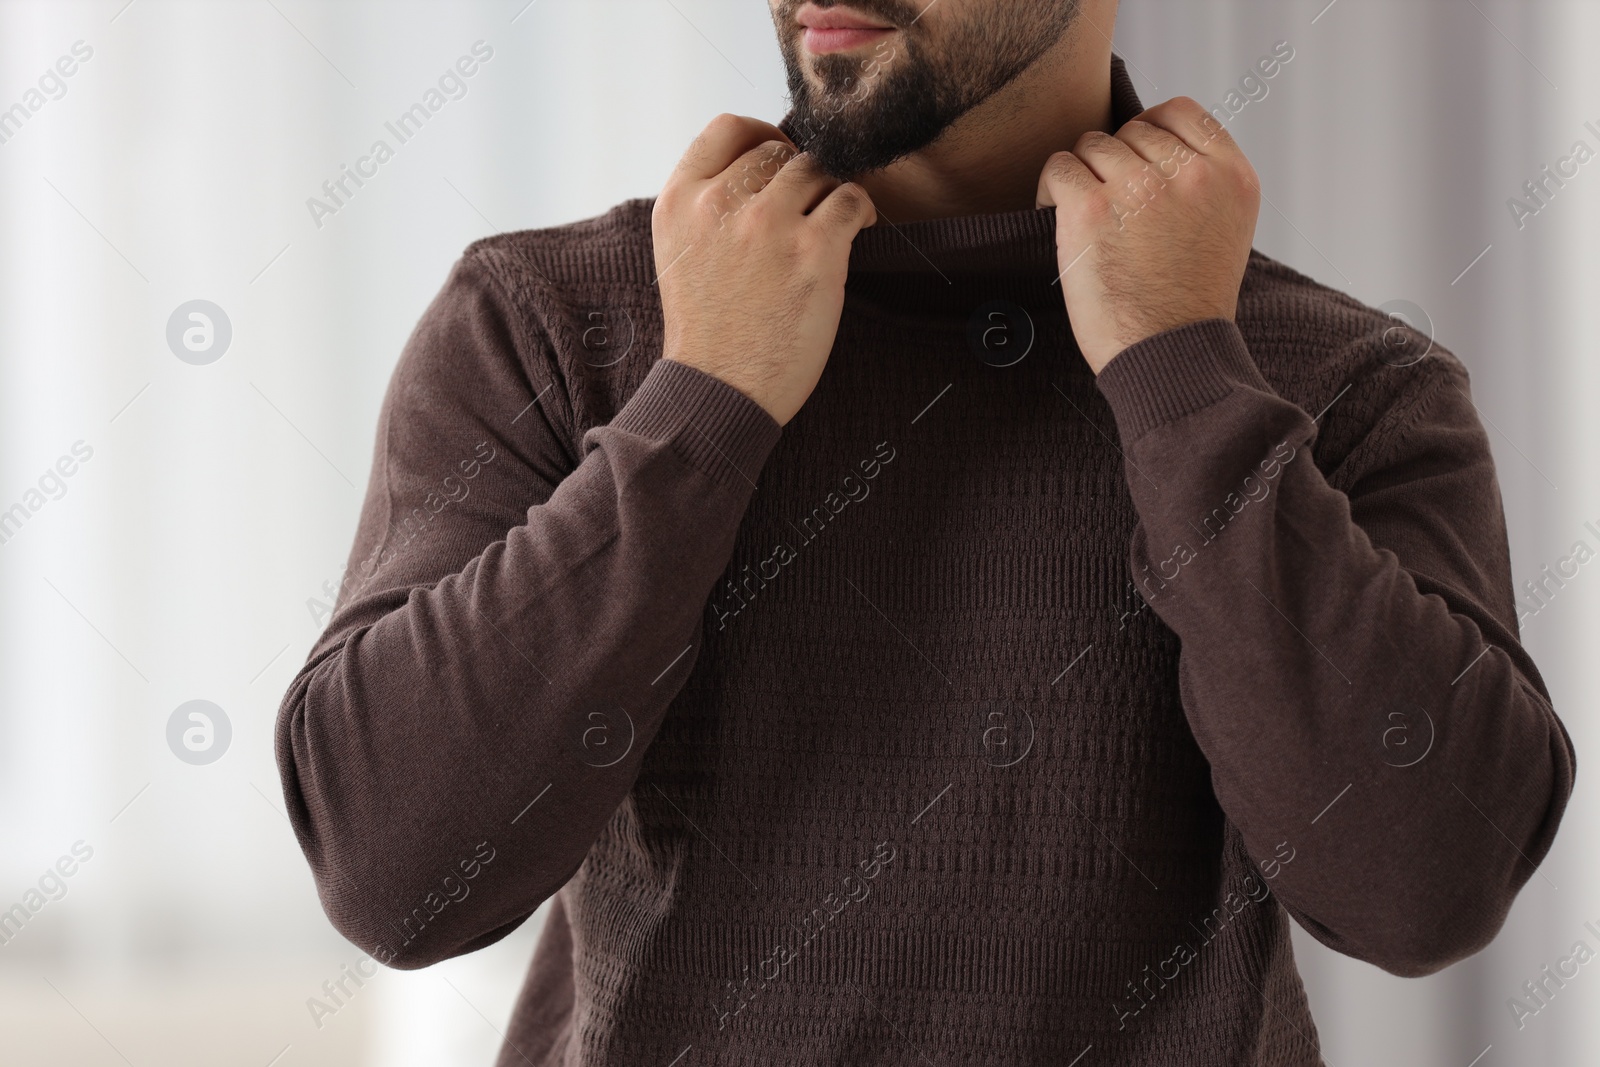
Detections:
[796, 2, 897, 55]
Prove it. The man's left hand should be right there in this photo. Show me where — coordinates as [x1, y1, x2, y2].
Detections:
[1036, 97, 1261, 374]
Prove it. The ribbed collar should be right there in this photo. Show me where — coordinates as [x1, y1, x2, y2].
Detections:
[831, 54, 1143, 276]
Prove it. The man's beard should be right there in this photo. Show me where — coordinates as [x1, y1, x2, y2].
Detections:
[776, 0, 1083, 181]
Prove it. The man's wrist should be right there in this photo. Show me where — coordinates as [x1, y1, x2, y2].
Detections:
[1093, 318, 1273, 442]
[610, 357, 782, 489]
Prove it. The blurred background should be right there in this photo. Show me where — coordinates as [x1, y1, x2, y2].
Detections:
[0, 0, 1595, 1064]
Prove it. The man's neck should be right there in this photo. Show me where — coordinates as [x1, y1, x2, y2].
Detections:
[854, 35, 1117, 224]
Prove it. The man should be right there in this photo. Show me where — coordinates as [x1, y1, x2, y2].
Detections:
[276, 0, 1575, 1063]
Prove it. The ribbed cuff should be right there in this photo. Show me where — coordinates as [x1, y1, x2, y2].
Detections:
[1094, 318, 1273, 442]
[608, 358, 782, 491]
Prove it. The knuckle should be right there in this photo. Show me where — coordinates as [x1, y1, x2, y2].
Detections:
[1044, 149, 1075, 170]
[1042, 153, 1074, 185]
[1049, 158, 1093, 193]
[652, 186, 677, 218]
[1231, 159, 1262, 198]
[1075, 130, 1116, 153]
[695, 185, 736, 226]
[1072, 191, 1115, 225]
[823, 191, 867, 228]
[1198, 117, 1233, 148]
[829, 185, 866, 214]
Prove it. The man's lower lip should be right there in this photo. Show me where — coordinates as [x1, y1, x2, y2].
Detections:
[802, 26, 895, 54]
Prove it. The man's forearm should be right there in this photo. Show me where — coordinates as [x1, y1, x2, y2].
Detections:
[276, 356, 779, 968]
[1095, 318, 1575, 977]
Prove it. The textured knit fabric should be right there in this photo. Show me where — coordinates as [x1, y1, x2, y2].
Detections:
[275, 58, 1575, 1067]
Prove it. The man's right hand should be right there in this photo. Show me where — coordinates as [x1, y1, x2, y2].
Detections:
[652, 114, 877, 427]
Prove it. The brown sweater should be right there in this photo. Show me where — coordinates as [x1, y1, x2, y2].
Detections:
[276, 59, 1575, 1066]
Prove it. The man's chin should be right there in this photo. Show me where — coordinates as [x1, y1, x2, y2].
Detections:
[797, 142, 906, 184]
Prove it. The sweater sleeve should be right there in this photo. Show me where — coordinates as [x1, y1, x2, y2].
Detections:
[274, 252, 781, 969]
[1094, 317, 1576, 978]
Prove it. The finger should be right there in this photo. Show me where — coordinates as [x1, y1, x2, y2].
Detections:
[1035, 150, 1100, 208]
[1135, 97, 1237, 159]
[761, 152, 842, 215]
[1114, 118, 1196, 179]
[674, 114, 794, 183]
[714, 140, 797, 204]
[812, 181, 878, 235]
[1070, 130, 1147, 184]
